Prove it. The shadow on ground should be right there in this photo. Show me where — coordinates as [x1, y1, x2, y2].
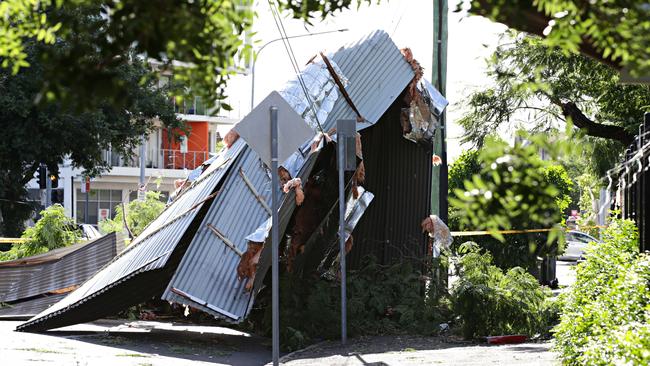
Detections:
[11, 320, 273, 365]
[280, 335, 555, 366]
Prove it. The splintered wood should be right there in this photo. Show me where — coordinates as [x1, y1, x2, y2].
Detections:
[237, 242, 264, 292]
[224, 129, 239, 148]
[283, 178, 305, 206]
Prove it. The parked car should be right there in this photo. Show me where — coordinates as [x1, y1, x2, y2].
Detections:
[79, 224, 101, 240]
[558, 231, 601, 261]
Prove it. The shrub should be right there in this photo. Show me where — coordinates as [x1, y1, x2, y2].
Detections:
[100, 191, 165, 238]
[554, 218, 649, 365]
[251, 257, 451, 351]
[451, 242, 551, 339]
[0, 204, 81, 261]
[449, 136, 572, 270]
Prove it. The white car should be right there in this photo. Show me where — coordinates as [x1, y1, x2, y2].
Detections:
[558, 231, 601, 261]
[79, 224, 101, 240]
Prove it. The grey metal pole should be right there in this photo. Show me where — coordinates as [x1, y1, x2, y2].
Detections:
[338, 140, 347, 345]
[45, 166, 52, 208]
[270, 106, 280, 366]
[84, 178, 89, 224]
[139, 134, 146, 200]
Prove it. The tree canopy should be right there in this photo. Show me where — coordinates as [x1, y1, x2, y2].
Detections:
[0, 37, 184, 236]
[1, 0, 372, 111]
[463, 0, 650, 77]
[458, 34, 650, 175]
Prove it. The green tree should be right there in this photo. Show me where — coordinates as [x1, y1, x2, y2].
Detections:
[450, 134, 573, 268]
[0, 0, 371, 110]
[0, 39, 183, 236]
[459, 35, 649, 175]
[463, 0, 650, 77]
[0, 204, 81, 261]
[448, 150, 481, 231]
[100, 191, 166, 238]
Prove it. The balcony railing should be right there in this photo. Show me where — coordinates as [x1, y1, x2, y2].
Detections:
[160, 149, 210, 170]
[103, 149, 211, 171]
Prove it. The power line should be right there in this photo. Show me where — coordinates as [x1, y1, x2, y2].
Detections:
[267, 0, 325, 134]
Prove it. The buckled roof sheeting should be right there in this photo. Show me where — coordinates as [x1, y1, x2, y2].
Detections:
[18, 29, 414, 330]
[161, 29, 413, 322]
[17, 141, 245, 331]
[0, 232, 123, 303]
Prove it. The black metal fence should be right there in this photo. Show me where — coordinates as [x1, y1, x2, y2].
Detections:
[608, 113, 650, 252]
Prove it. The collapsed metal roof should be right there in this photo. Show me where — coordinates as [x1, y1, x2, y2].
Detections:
[18, 29, 418, 331]
[0, 233, 123, 319]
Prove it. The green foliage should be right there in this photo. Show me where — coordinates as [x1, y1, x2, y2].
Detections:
[451, 242, 552, 339]
[0, 34, 183, 236]
[0, 1, 374, 110]
[100, 191, 165, 238]
[459, 33, 649, 175]
[554, 218, 649, 365]
[0, 204, 81, 261]
[464, 1, 650, 77]
[253, 257, 451, 351]
[541, 164, 573, 214]
[448, 150, 481, 231]
[449, 134, 571, 268]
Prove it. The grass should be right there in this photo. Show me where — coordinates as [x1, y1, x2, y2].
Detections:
[116, 353, 151, 358]
[15, 348, 63, 354]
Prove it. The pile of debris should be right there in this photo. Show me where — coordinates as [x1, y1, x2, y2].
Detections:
[17, 30, 447, 332]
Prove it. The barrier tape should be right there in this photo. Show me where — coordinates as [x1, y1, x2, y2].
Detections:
[450, 225, 607, 237]
[0, 238, 27, 244]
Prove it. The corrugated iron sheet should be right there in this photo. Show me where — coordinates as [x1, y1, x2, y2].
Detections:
[323, 30, 414, 131]
[160, 29, 413, 322]
[18, 142, 245, 331]
[18, 29, 416, 330]
[0, 233, 123, 303]
[349, 102, 433, 268]
[0, 294, 66, 319]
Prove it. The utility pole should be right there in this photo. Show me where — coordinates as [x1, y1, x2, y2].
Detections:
[433, 0, 448, 223]
[45, 166, 52, 208]
[139, 134, 146, 200]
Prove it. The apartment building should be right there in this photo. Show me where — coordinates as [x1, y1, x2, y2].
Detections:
[26, 102, 237, 226]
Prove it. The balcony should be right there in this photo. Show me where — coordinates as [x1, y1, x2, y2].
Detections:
[103, 149, 211, 171]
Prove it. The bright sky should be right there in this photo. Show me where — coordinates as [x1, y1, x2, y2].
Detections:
[222, 0, 508, 162]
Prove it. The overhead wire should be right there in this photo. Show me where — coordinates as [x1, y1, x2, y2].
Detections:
[266, 0, 325, 134]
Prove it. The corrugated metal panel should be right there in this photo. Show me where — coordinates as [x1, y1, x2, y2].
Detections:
[18, 141, 246, 331]
[322, 30, 413, 131]
[162, 146, 275, 320]
[161, 29, 413, 322]
[162, 148, 320, 321]
[349, 102, 433, 268]
[0, 233, 122, 303]
[0, 294, 66, 319]
[18, 30, 415, 330]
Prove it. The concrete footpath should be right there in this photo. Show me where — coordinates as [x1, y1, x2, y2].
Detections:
[0, 319, 272, 365]
[278, 335, 558, 365]
[0, 319, 558, 365]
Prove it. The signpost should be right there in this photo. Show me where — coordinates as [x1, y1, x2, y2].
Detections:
[336, 119, 357, 345]
[234, 91, 314, 366]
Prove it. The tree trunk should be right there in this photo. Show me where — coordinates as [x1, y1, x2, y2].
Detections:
[559, 102, 635, 146]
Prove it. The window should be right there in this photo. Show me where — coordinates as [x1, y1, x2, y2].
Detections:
[128, 191, 169, 203]
[76, 189, 122, 225]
